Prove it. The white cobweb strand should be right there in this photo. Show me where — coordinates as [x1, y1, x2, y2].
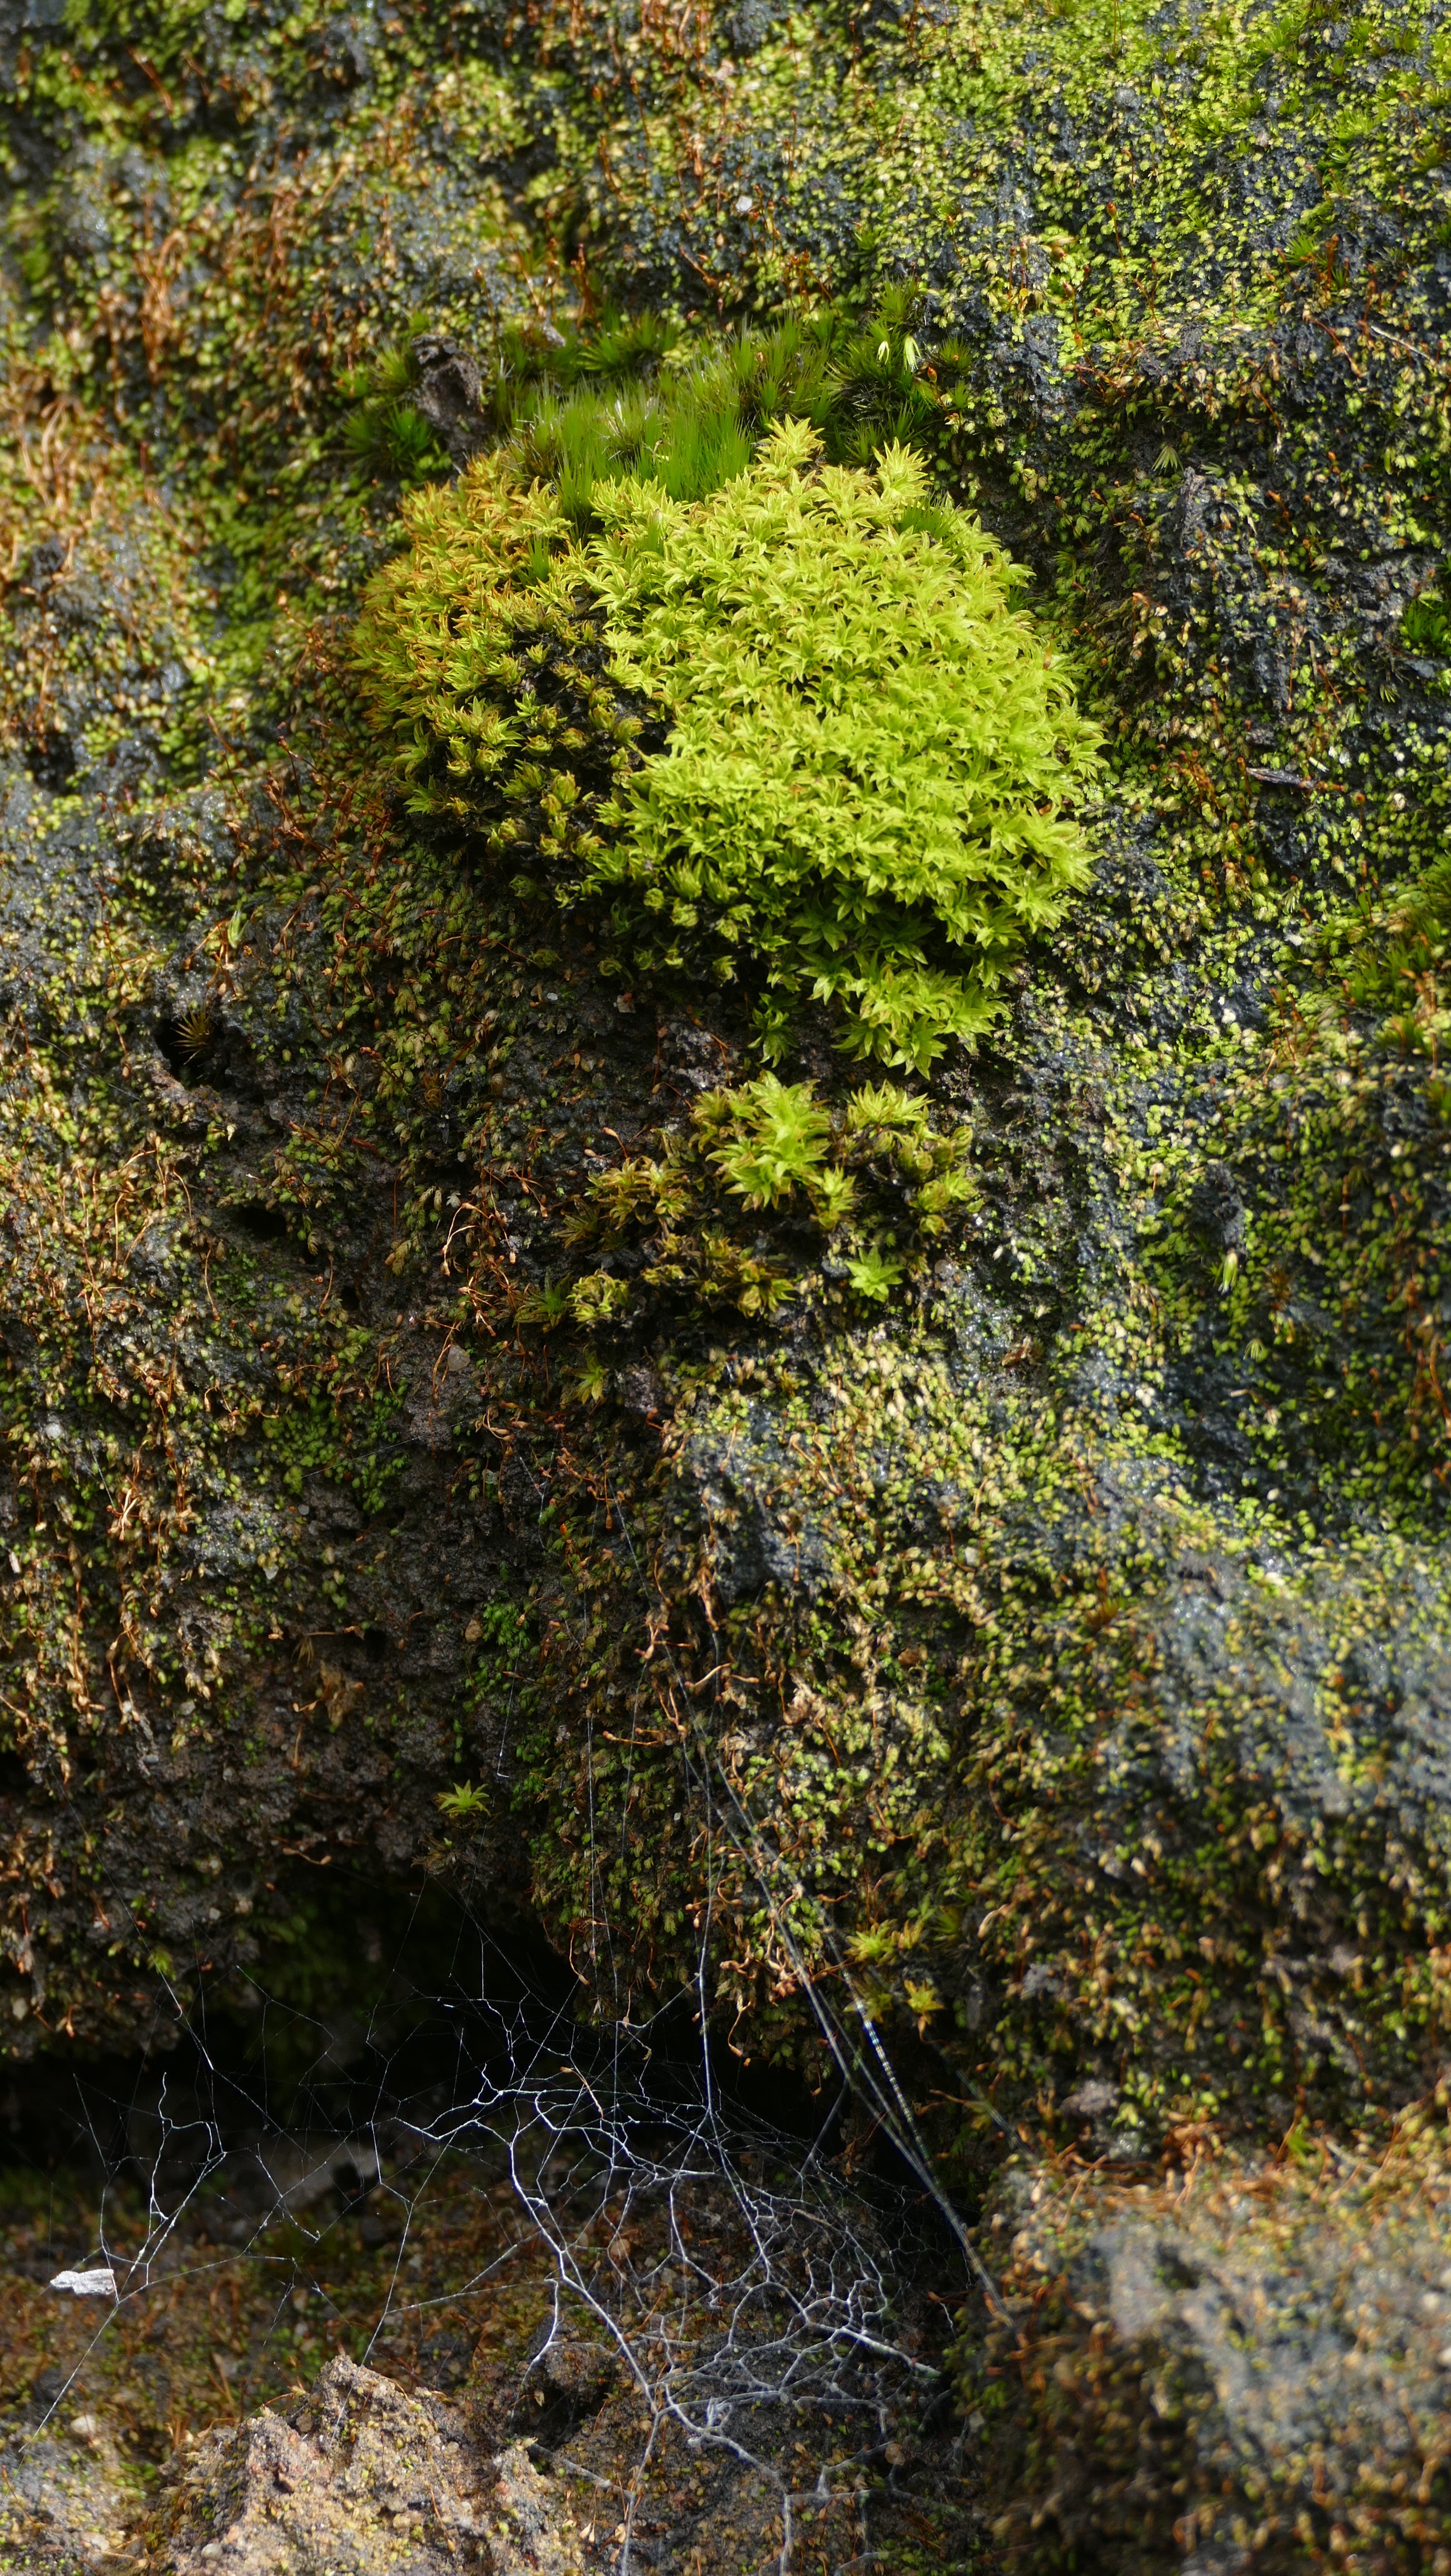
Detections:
[434, 1991, 944, 2576]
[34, 1503, 985, 2575]
[51, 1975, 954, 2576]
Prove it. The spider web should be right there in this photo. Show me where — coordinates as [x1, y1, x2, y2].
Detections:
[11, 1517, 994, 2574]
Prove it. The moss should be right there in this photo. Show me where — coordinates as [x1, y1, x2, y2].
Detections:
[528, 1068, 978, 1372]
[973, 2119, 1451, 2574]
[0, 0, 595, 2045]
[0, 0, 1449, 2230]
[352, 407, 1099, 1066]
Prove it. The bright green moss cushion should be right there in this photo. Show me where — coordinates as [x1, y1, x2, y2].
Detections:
[353, 417, 1100, 1070]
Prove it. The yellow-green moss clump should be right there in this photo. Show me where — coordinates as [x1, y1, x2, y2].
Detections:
[353, 418, 1100, 1071]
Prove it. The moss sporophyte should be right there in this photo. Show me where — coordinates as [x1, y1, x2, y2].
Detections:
[352, 419, 1101, 1072]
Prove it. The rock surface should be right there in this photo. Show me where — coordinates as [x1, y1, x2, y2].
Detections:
[158, 2356, 582, 2575]
[0, 2407, 135, 2571]
[975, 2128, 1451, 2575]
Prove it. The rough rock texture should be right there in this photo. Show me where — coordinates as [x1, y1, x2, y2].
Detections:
[972, 2127, 1451, 2576]
[157, 2356, 582, 2575]
[0, 2405, 135, 2571]
[2, 0, 1451, 2565]
[0, 0, 1441, 2132]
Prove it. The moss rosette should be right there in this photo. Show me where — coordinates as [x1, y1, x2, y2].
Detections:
[354, 419, 1100, 1070]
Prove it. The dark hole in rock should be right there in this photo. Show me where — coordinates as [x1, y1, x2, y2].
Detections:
[0, 1748, 28, 1799]
[477, 137, 559, 204]
[916, 2377, 958, 2438]
[513, 2333, 619, 2443]
[332, 2158, 369, 2209]
[339, 1281, 362, 1313]
[154, 1013, 211, 1081]
[232, 1202, 290, 1244]
[25, 731, 75, 791]
[362, 1625, 390, 1664]
[29, 2366, 68, 2419]
[24, 536, 66, 583]
[1154, 2243, 1205, 2291]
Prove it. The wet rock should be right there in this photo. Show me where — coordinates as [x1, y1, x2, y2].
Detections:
[688, 1428, 837, 1606]
[616, 1361, 664, 1418]
[725, 0, 785, 53]
[411, 333, 489, 465]
[659, 1015, 735, 1095]
[403, 1340, 480, 1448]
[1187, 1159, 1245, 1254]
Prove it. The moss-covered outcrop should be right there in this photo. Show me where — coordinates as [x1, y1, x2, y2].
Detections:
[4, 0, 1451, 2560]
[970, 2117, 1451, 2574]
